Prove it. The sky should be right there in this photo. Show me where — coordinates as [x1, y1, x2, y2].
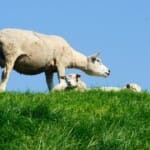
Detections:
[0, 0, 150, 92]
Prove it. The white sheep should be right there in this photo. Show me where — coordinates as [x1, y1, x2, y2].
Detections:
[124, 83, 142, 92]
[60, 73, 142, 92]
[52, 74, 87, 91]
[0, 28, 110, 91]
[99, 83, 142, 92]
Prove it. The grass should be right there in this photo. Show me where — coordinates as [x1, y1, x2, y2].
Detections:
[0, 90, 149, 150]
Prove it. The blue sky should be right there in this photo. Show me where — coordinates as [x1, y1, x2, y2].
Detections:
[0, 0, 150, 92]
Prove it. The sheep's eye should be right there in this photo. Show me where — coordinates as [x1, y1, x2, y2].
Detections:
[91, 58, 96, 63]
[96, 58, 101, 63]
[91, 58, 101, 64]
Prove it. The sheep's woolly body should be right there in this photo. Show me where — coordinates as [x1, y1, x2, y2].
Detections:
[0, 28, 110, 91]
[99, 86, 121, 92]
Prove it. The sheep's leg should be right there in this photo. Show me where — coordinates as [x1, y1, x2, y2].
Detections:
[57, 66, 65, 84]
[0, 57, 17, 91]
[45, 71, 54, 91]
[52, 66, 66, 90]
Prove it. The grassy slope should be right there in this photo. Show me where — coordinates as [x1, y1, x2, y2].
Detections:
[0, 90, 149, 150]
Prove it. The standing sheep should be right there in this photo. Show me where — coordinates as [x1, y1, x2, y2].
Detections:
[0, 28, 110, 91]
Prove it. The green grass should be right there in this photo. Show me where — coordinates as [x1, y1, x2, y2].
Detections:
[0, 90, 149, 150]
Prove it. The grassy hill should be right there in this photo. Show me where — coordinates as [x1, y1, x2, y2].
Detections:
[0, 90, 149, 150]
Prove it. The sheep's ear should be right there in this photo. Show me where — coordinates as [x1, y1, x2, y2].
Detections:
[76, 74, 81, 78]
[88, 52, 100, 62]
[76, 74, 81, 81]
[88, 52, 100, 59]
[126, 84, 130, 89]
[60, 76, 67, 80]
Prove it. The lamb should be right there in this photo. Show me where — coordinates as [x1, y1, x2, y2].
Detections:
[60, 73, 142, 92]
[52, 74, 85, 91]
[100, 83, 142, 92]
[124, 83, 142, 92]
[0, 28, 110, 91]
[53, 74, 87, 91]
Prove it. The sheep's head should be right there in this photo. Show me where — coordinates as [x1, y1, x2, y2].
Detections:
[86, 53, 110, 77]
[54, 74, 81, 91]
[64, 74, 81, 88]
[125, 83, 141, 92]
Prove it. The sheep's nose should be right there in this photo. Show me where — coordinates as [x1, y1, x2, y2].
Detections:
[107, 69, 111, 75]
[67, 81, 72, 86]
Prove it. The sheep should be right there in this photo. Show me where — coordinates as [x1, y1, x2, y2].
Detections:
[124, 83, 142, 92]
[0, 28, 110, 91]
[60, 73, 142, 92]
[52, 74, 84, 91]
[52, 77, 70, 91]
[100, 83, 142, 92]
[64, 74, 87, 92]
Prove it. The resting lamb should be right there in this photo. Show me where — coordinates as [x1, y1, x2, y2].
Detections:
[60, 73, 142, 92]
